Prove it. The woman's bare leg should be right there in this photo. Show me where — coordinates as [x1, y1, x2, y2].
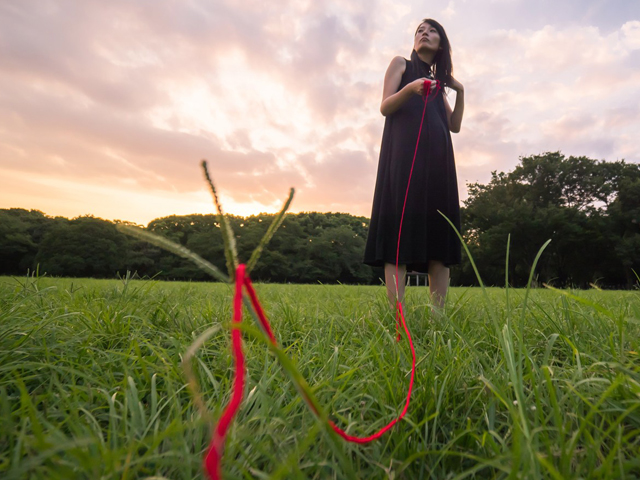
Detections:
[428, 260, 450, 309]
[384, 263, 406, 310]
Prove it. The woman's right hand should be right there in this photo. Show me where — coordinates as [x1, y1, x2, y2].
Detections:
[407, 77, 438, 96]
[380, 58, 439, 116]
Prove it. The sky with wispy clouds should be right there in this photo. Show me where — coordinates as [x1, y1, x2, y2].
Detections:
[1, 0, 639, 224]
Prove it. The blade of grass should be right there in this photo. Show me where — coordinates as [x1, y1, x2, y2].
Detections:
[246, 188, 295, 276]
[201, 159, 238, 278]
[116, 225, 229, 283]
[182, 325, 222, 424]
[505, 233, 511, 318]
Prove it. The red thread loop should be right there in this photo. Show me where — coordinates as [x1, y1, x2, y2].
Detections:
[205, 266, 416, 478]
[204, 77, 440, 480]
[204, 264, 247, 480]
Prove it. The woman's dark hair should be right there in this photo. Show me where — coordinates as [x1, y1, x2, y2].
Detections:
[413, 19, 453, 89]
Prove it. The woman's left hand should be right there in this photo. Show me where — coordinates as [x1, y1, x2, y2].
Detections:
[448, 77, 464, 93]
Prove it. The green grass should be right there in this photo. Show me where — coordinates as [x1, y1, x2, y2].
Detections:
[1, 275, 640, 479]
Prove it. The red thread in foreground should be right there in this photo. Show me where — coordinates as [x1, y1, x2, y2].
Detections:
[205, 79, 439, 479]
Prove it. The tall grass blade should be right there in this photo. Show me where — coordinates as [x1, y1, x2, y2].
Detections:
[505, 233, 511, 317]
[543, 285, 616, 319]
[520, 239, 551, 323]
[246, 188, 295, 275]
[201, 160, 238, 278]
[116, 225, 229, 283]
[438, 211, 491, 313]
[237, 321, 355, 477]
[182, 325, 222, 424]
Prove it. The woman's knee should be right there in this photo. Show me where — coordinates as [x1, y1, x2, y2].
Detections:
[428, 260, 449, 276]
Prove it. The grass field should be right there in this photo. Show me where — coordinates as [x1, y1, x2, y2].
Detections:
[1, 275, 640, 479]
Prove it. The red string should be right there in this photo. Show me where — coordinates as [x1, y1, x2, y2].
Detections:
[204, 79, 439, 479]
[204, 264, 247, 479]
[243, 276, 276, 343]
[394, 79, 439, 340]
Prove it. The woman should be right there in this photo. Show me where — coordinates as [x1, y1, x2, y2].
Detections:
[364, 19, 465, 310]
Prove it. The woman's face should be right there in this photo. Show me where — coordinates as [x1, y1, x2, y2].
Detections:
[414, 22, 441, 53]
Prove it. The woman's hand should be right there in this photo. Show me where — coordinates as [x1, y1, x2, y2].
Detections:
[407, 78, 439, 96]
[444, 76, 465, 133]
[380, 58, 441, 116]
[448, 76, 464, 93]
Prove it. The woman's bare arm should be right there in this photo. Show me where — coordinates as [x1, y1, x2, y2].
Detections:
[380, 56, 437, 116]
[444, 77, 464, 133]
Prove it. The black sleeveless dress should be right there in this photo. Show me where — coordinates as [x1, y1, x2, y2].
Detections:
[364, 53, 461, 272]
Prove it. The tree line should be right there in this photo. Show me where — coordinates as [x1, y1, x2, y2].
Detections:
[458, 152, 640, 288]
[1, 152, 638, 287]
[0, 209, 376, 284]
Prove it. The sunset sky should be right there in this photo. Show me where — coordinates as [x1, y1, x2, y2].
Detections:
[1, 0, 639, 225]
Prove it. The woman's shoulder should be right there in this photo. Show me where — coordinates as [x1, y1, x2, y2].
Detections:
[391, 55, 409, 66]
[388, 56, 408, 74]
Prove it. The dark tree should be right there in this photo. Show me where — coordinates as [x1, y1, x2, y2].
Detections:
[0, 209, 62, 274]
[461, 152, 640, 287]
[3, 157, 638, 289]
[607, 177, 640, 286]
[35, 216, 130, 278]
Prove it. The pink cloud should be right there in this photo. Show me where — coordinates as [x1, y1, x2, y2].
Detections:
[0, 1, 638, 225]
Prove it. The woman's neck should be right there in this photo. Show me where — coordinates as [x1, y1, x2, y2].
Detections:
[415, 49, 435, 66]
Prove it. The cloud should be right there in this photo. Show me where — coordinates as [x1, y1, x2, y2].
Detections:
[621, 20, 640, 49]
[0, 1, 638, 224]
[441, 2, 456, 19]
[452, 20, 640, 188]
